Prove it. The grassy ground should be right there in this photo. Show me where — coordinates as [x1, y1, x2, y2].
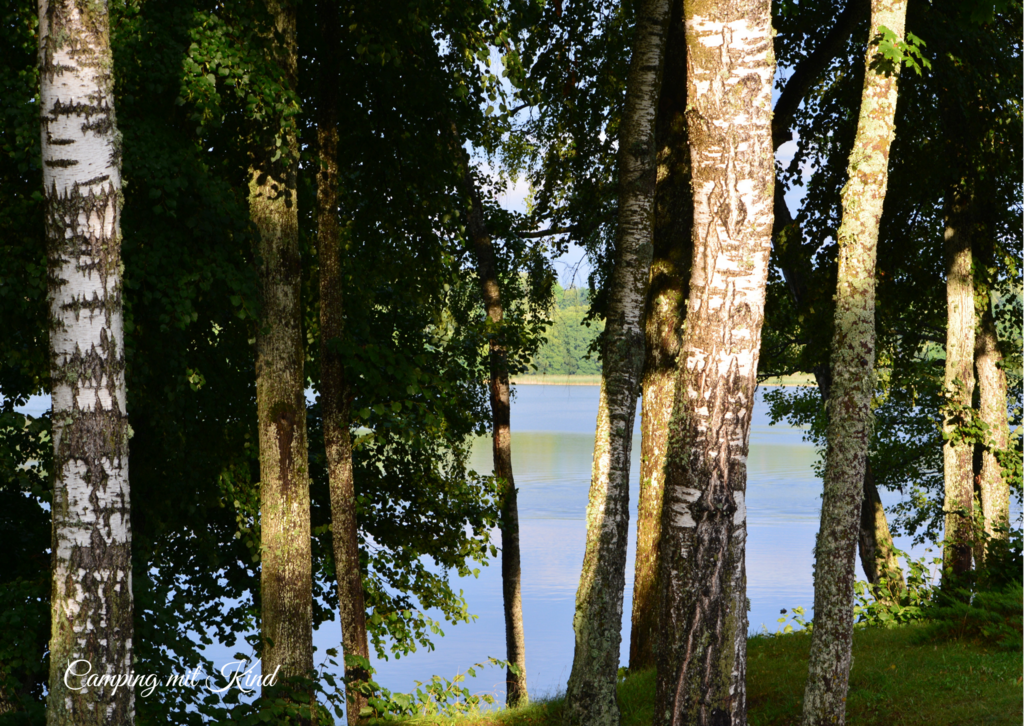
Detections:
[512, 373, 816, 387]
[369, 625, 1022, 725]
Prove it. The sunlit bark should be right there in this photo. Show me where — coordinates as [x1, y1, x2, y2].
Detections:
[941, 191, 975, 580]
[250, 0, 314, 705]
[801, 1, 907, 723]
[974, 304, 1010, 550]
[654, 1, 775, 723]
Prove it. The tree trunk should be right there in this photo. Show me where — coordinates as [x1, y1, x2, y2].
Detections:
[251, 0, 314, 705]
[630, 0, 690, 674]
[801, 2, 906, 724]
[457, 148, 529, 708]
[940, 191, 975, 581]
[974, 303, 1010, 549]
[857, 463, 904, 598]
[39, 2, 135, 724]
[563, 2, 670, 724]
[316, 2, 369, 722]
[653, 3, 775, 724]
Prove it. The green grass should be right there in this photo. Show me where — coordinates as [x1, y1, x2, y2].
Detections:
[513, 373, 817, 387]
[369, 625, 1022, 725]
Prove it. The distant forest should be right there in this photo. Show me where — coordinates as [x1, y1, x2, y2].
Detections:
[531, 285, 604, 375]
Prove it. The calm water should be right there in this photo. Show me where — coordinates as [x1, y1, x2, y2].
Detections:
[350, 384, 838, 704]
[9, 385, 933, 710]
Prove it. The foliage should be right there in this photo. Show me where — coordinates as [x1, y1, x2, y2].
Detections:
[854, 549, 941, 629]
[916, 526, 1023, 650]
[340, 653, 514, 720]
[530, 285, 604, 376]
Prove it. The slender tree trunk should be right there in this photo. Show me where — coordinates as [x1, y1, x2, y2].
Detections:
[974, 303, 1010, 548]
[563, 2, 670, 724]
[316, 2, 369, 722]
[653, 3, 774, 724]
[630, 0, 690, 673]
[39, 2, 134, 723]
[251, 0, 313, 704]
[941, 191, 975, 580]
[456, 147, 529, 708]
[801, 2, 906, 724]
[767, 0, 903, 599]
[813, 371, 905, 595]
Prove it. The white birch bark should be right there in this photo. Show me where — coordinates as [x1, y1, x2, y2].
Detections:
[563, 1, 671, 724]
[654, 2, 775, 723]
[39, 1, 134, 724]
[801, 1, 907, 723]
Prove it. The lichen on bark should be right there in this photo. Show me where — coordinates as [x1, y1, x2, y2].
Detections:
[801, 2, 908, 724]
[249, 0, 314, 707]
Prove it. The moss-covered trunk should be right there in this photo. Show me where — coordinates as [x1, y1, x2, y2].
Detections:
[457, 146, 529, 708]
[653, 3, 775, 724]
[801, 2, 906, 723]
[563, 1, 671, 724]
[39, 2, 135, 723]
[316, 2, 369, 722]
[250, 0, 313, 704]
[940, 191, 975, 580]
[974, 304, 1010, 549]
[630, 0, 691, 673]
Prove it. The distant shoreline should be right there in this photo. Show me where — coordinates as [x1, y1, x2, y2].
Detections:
[512, 374, 817, 387]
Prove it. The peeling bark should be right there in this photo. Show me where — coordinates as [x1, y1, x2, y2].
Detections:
[250, 0, 314, 704]
[455, 145, 529, 708]
[316, 2, 369, 722]
[630, 0, 691, 673]
[39, 1, 135, 724]
[974, 304, 1010, 550]
[563, 1, 671, 724]
[941, 191, 975, 580]
[801, 2, 906, 724]
[654, 2, 775, 723]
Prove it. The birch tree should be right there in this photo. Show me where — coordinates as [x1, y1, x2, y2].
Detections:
[39, 0, 134, 723]
[654, 1, 775, 722]
[563, 1, 671, 723]
[315, 1, 369, 722]
[250, 0, 314, 701]
[801, 1, 908, 723]
[630, 0, 690, 673]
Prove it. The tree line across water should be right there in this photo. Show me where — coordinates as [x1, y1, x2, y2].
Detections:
[0, 1, 1020, 725]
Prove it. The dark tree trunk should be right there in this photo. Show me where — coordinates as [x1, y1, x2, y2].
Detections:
[456, 147, 529, 708]
[316, 2, 370, 722]
[630, 0, 691, 674]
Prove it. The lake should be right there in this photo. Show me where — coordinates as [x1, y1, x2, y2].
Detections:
[346, 383, 902, 706]
[11, 385, 928, 712]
